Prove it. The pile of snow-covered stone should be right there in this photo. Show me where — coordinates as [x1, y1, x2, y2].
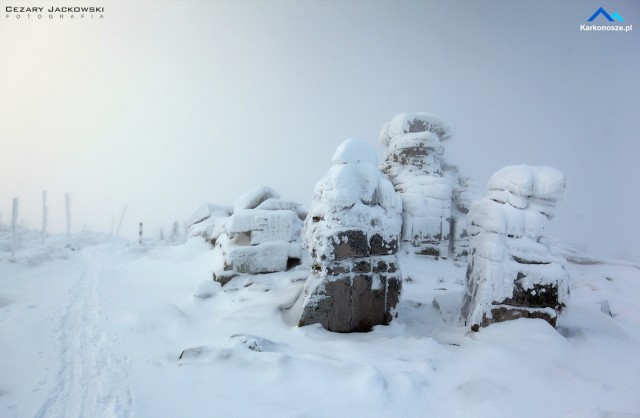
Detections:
[380, 113, 478, 260]
[191, 187, 305, 285]
[298, 139, 403, 332]
[182, 112, 578, 335]
[186, 203, 233, 240]
[461, 165, 570, 330]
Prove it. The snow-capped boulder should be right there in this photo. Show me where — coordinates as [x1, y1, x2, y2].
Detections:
[211, 187, 304, 281]
[298, 139, 403, 332]
[461, 165, 570, 330]
[380, 112, 478, 260]
[233, 186, 280, 213]
[186, 204, 233, 240]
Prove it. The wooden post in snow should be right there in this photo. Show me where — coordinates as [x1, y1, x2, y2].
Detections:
[116, 205, 127, 237]
[139, 222, 143, 244]
[42, 190, 48, 244]
[11, 197, 19, 258]
[65, 193, 71, 235]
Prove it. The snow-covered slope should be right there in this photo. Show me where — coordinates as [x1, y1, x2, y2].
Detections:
[1, 231, 639, 417]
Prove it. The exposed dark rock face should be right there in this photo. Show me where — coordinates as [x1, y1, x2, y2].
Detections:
[331, 230, 369, 260]
[212, 271, 238, 286]
[298, 139, 403, 332]
[461, 165, 570, 330]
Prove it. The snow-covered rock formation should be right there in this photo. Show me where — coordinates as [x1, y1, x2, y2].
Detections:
[380, 113, 478, 260]
[209, 186, 305, 284]
[185, 203, 233, 240]
[298, 139, 403, 332]
[461, 165, 570, 330]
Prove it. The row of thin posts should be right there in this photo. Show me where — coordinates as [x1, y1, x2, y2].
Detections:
[10, 192, 72, 259]
[9, 194, 143, 258]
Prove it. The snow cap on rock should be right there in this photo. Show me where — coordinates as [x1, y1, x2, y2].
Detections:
[318, 139, 401, 213]
[332, 138, 378, 165]
[234, 186, 280, 212]
[488, 165, 566, 201]
[187, 203, 232, 228]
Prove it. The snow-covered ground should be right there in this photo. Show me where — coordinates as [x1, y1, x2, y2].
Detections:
[1, 231, 639, 418]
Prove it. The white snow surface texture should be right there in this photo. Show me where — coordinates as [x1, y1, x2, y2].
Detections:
[1, 228, 639, 417]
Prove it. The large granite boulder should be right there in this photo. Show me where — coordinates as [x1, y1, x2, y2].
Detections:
[210, 186, 305, 283]
[298, 139, 403, 332]
[380, 113, 479, 261]
[461, 165, 570, 330]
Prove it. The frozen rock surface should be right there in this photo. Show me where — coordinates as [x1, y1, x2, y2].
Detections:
[210, 187, 304, 281]
[233, 186, 280, 212]
[185, 204, 233, 240]
[298, 139, 403, 332]
[461, 165, 570, 330]
[380, 113, 479, 260]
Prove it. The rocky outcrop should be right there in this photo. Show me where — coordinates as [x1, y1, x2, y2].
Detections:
[210, 186, 304, 283]
[298, 139, 403, 332]
[185, 203, 232, 241]
[380, 113, 479, 260]
[461, 165, 570, 330]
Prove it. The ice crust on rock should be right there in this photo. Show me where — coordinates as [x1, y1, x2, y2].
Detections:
[380, 112, 452, 146]
[186, 204, 233, 239]
[488, 165, 566, 202]
[461, 165, 570, 330]
[298, 139, 403, 332]
[209, 187, 304, 280]
[380, 112, 479, 260]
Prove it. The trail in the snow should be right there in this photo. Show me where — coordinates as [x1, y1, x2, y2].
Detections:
[34, 245, 133, 418]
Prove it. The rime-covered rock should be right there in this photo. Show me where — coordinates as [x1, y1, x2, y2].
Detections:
[461, 165, 570, 330]
[210, 187, 304, 281]
[233, 186, 280, 212]
[186, 204, 233, 240]
[380, 113, 479, 260]
[298, 139, 403, 332]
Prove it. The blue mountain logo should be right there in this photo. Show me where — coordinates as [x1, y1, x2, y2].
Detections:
[588, 7, 624, 22]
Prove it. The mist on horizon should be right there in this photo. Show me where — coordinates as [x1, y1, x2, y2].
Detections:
[1, 0, 639, 262]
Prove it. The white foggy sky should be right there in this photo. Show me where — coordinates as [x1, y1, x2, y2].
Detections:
[1, 0, 639, 261]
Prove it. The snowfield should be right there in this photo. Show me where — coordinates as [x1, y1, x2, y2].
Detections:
[1, 231, 639, 418]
